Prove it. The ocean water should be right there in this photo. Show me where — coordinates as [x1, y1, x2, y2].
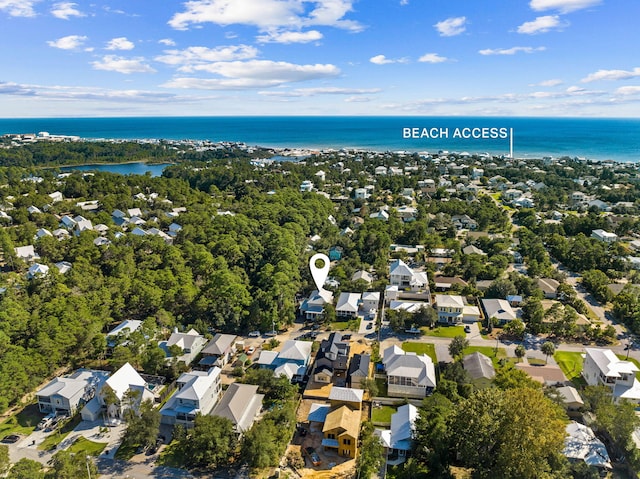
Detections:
[1, 116, 639, 163]
[59, 162, 173, 177]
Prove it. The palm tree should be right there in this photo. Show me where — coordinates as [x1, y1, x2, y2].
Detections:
[541, 341, 555, 364]
[515, 344, 526, 362]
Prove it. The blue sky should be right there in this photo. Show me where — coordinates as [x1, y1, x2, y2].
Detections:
[0, 0, 638, 117]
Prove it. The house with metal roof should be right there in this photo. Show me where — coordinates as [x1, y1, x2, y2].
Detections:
[582, 348, 640, 403]
[382, 345, 436, 398]
[375, 404, 418, 466]
[211, 383, 264, 433]
[160, 367, 222, 427]
[563, 421, 612, 471]
[481, 298, 517, 325]
[200, 333, 237, 367]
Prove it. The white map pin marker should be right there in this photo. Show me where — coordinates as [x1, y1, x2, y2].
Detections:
[309, 253, 330, 291]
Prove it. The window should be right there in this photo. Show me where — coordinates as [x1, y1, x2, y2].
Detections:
[343, 438, 351, 445]
[328, 433, 335, 439]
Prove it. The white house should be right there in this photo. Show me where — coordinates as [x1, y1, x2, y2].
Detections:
[382, 345, 436, 399]
[160, 329, 207, 365]
[360, 292, 380, 312]
[591, 229, 618, 243]
[160, 367, 222, 427]
[335, 292, 361, 318]
[95, 363, 154, 420]
[376, 404, 418, 466]
[481, 299, 517, 325]
[389, 259, 428, 292]
[106, 319, 143, 348]
[582, 348, 640, 403]
[38, 369, 109, 416]
[563, 421, 612, 471]
[14, 245, 40, 262]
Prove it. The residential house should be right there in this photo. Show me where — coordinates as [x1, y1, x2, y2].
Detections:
[37, 369, 109, 416]
[35, 228, 53, 240]
[452, 215, 478, 230]
[97, 363, 154, 420]
[27, 263, 49, 279]
[463, 352, 495, 388]
[328, 386, 364, 410]
[591, 229, 618, 243]
[353, 188, 369, 200]
[376, 404, 418, 466]
[352, 270, 374, 284]
[200, 334, 237, 368]
[506, 295, 523, 307]
[300, 180, 314, 192]
[48, 191, 63, 203]
[211, 383, 264, 433]
[370, 209, 390, 221]
[433, 276, 468, 291]
[481, 299, 517, 325]
[537, 278, 560, 299]
[322, 405, 361, 458]
[435, 295, 479, 324]
[563, 422, 612, 471]
[257, 340, 312, 382]
[329, 246, 344, 261]
[160, 329, 207, 366]
[14, 245, 40, 262]
[360, 292, 380, 313]
[396, 206, 418, 222]
[375, 166, 388, 175]
[160, 367, 222, 427]
[336, 292, 361, 318]
[300, 289, 333, 321]
[462, 244, 486, 255]
[382, 345, 436, 398]
[557, 386, 584, 418]
[389, 259, 428, 292]
[106, 319, 143, 349]
[582, 348, 640, 402]
[347, 354, 370, 389]
[314, 332, 350, 378]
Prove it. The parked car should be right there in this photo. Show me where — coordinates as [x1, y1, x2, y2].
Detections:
[342, 334, 352, 340]
[304, 446, 321, 466]
[464, 325, 471, 333]
[247, 346, 255, 355]
[366, 322, 373, 330]
[1, 434, 20, 444]
[37, 412, 56, 430]
[248, 331, 261, 337]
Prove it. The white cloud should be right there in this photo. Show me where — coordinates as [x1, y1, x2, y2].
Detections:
[257, 30, 323, 44]
[51, 2, 84, 19]
[615, 86, 640, 95]
[155, 45, 258, 71]
[0, 81, 190, 103]
[369, 54, 407, 65]
[105, 37, 135, 51]
[530, 79, 563, 87]
[517, 15, 565, 34]
[92, 55, 156, 74]
[159, 38, 176, 46]
[47, 35, 88, 50]
[168, 0, 362, 32]
[0, 0, 39, 17]
[259, 87, 381, 97]
[418, 53, 448, 63]
[399, 0, 409, 5]
[479, 46, 546, 55]
[581, 67, 640, 82]
[530, 0, 601, 13]
[162, 60, 339, 89]
[345, 95, 373, 102]
[434, 16, 467, 37]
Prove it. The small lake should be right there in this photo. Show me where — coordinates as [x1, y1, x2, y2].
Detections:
[59, 162, 173, 177]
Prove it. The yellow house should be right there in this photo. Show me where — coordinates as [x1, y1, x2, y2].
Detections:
[322, 405, 361, 458]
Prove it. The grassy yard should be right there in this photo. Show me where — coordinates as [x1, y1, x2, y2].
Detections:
[462, 346, 507, 368]
[37, 414, 82, 451]
[421, 325, 466, 338]
[0, 403, 41, 438]
[331, 318, 360, 331]
[114, 441, 138, 460]
[402, 342, 437, 364]
[375, 377, 388, 397]
[371, 405, 396, 425]
[554, 351, 586, 386]
[68, 437, 107, 456]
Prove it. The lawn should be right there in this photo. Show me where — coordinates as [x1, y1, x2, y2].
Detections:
[402, 342, 437, 364]
[421, 325, 466, 338]
[462, 346, 507, 368]
[38, 414, 82, 451]
[331, 319, 360, 331]
[114, 441, 138, 460]
[374, 377, 388, 398]
[68, 437, 107, 456]
[0, 403, 41, 438]
[371, 405, 396, 425]
[554, 351, 586, 386]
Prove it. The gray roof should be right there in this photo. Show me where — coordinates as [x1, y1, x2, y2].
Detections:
[348, 354, 370, 378]
[463, 352, 496, 380]
[202, 334, 237, 356]
[481, 299, 516, 322]
[211, 383, 264, 433]
[278, 340, 312, 362]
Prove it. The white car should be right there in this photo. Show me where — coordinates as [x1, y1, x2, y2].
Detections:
[247, 347, 256, 355]
[248, 331, 261, 337]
